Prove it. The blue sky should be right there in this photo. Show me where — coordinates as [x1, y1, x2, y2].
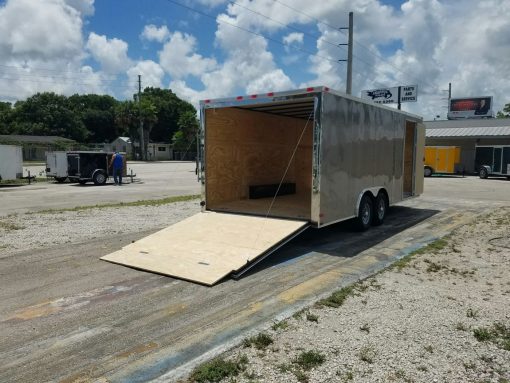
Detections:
[0, 0, 509, 119]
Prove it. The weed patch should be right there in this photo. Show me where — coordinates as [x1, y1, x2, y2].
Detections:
[271, 320, 289, 331]
[359, 345, 376, 363]
[293, 350, 326, 371]
[306, 313, 319, 323]
[243, 333, 273, 350]
[318, 285, 355, 308]
[190, 354, 248, 382]
[0, 221, 24, 231]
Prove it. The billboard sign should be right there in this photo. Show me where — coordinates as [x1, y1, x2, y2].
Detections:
[361, 85, 418, 104]
[447, 97, 493, 119]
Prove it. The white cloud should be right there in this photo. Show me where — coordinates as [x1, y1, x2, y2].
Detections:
[126, 60, 165, 92]
[141, 24, 170, 43]
[86, 32, 131, 74]
[283, 32, 304, 46]
[0, 0, 84, 61]
[159, 31, 217, 79]
[65, 0, 94, 16]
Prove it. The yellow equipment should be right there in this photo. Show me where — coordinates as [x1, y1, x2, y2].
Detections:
[424, 146, 461, 176]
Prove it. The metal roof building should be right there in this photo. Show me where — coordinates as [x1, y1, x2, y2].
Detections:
[425, 118, 510, 173]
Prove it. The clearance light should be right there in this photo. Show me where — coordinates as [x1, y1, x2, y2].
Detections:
[204, 100, 211, 104]
[250, 94, 257, 99]
[236, 96, 243, 100]
[306, 87, 314, 92]
[267, 92, 274, 97]
[324, 87, 330, 92]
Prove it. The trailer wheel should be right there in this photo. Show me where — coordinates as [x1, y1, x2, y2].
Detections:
[93, 170, 107, 185]
[424, 166, 433, 177]
[356, 194, 373, 231]
[372, 192, 388, 226]
[479, 167, 489, 179]
[55, 177, 67, 183]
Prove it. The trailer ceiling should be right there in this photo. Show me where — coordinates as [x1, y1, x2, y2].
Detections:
[236, 97, 315, 120]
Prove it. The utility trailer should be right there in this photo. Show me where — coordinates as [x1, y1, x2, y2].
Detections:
[45, 151, 69, 182]
[424, 146, 462, 176]
[0, 144, 23, 181]
[67, 151, 126, 185]
[102, 86, 424, 285]
[475, 145, 510, 179]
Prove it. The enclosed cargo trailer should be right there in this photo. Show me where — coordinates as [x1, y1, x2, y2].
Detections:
[45, 151, 68, 182]
[424, 146, 462, 176]
[475, 145, 510, 179]
[102, 86, 424, 285]
[0, 144, 23, 181]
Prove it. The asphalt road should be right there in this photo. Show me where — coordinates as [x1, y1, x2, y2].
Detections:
[1, 175, 510, 382]
[0, 161, 201, 217]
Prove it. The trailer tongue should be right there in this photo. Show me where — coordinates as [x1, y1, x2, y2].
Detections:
[101, 212, 308, 285]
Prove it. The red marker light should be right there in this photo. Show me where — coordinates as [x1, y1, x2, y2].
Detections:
[204, 100, 211, 104]
[306, 87, 314, 92]
[250, 94, 257, 99]
[267, 92, 274, 96]
[324, 87, 330, 92]
[236, 96, 243, 100]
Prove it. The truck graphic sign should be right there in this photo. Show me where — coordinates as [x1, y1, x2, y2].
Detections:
[361, 85, 418, 105]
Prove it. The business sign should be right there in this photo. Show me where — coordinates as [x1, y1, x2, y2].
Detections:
[447, 96, 493, 119]
[361, 85, 417, 104]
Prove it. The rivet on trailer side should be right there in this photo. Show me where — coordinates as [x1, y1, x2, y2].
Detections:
[102, 86, 424, 285]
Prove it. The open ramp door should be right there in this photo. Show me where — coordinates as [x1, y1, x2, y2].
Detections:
[101, 212, 308, 285]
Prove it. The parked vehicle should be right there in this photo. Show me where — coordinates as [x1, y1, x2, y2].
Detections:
[475, 145, 510, 179]
[0, 144, 22, 181]
[45, 151, 69, 182]
[67, 151, 126, 185]
[424, 146, 462, 176]
[102, 86, 425, 285]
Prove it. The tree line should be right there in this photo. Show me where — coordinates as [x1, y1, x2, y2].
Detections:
[0, 87, 199, 159]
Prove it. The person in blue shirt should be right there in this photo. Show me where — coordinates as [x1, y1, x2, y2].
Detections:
[109, 152, 124, 185]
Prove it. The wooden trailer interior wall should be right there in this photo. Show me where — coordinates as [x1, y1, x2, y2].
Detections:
[205, 107, 313, 219]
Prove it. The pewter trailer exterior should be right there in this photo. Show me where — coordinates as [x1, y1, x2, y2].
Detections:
[198, 86, 424, 229]
[101, 86, 424, 286]
[0, 144, 23, 181]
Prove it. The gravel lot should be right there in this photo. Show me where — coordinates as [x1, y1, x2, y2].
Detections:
[0, 200, 199, 255]
[189, 208, 510, 383]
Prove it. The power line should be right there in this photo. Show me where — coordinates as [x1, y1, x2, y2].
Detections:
[165, 0, 345, 67]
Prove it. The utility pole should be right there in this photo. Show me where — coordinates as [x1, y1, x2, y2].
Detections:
[138, 75, 145, 161]
[339, 12, 354, 95]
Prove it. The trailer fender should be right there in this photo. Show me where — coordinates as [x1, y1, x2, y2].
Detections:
[354, 187, 390, 217]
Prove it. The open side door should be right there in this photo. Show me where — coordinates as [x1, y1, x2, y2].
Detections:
[101, 212, 308, 286]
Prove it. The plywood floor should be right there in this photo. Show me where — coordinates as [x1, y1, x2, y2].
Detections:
[209, 194, 311, 220]
[101, 212, 308, 285]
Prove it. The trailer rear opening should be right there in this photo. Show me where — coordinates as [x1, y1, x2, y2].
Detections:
[205, 99, 314, 221]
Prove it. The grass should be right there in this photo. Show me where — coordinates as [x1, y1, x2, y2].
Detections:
[306, 313, 319, 323]
[456, 322, 468, 331]
[34, 194, 200, 214]
[467, 308, 479, 319]
[190, 354, 248, 383]
[424, 345, 434, 353]
[271, 320, 289, 331]
[243, 333, 273, 350]
[293, 350, 326, 371]
[391, 237, 450, 271]
[0, 221, 25, 231]
[473, 323, 510, 350]
[317, 285, 356, 308]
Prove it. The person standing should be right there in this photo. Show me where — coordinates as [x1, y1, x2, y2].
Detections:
[110, 152, 124, 185]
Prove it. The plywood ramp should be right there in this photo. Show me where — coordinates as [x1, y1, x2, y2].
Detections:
[101, 212, 308, 286]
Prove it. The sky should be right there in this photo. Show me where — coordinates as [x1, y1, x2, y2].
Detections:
[0, 0, 509, 120]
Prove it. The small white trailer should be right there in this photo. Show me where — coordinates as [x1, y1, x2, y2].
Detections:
[102, 86, 424, 285]
[45, 151, 68, 182]
[0, 144, 23, 181]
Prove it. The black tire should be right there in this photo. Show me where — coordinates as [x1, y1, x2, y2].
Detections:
[356, 194, 373, 231]
[372, 192, 388, 226]
[55, 177, 67, 183]
[78, 179, 87, 185]
[424, 166, 433, 177]
[479, 167, 489, 179]
[93, 170, 107, 185]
